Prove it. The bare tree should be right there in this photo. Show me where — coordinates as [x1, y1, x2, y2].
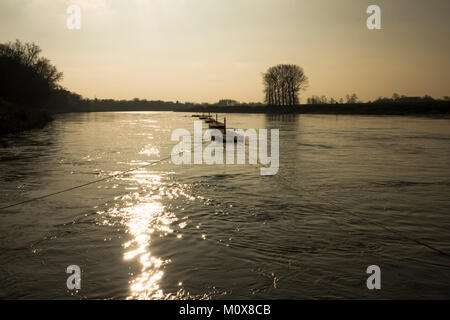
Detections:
[346, 93, 358, 104]
[34, 58, 63, 88]
[263, 64, 308, 106]
[0, 40, 41, 67]
[1, 39, 64, 105]
[0, 39, 63, 89]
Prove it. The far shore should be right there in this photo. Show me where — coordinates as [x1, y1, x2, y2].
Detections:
[47, 100, 450, 116]
[173, 102, 450, 116]
[2, 101, 450, 136]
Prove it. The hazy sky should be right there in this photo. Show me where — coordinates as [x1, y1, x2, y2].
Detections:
[1, 0, 449, 103]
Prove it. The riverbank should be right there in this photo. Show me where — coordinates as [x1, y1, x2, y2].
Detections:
[1, 100, 449, 135]
[0, 101, 53, 135]
[175, 101, 450, 115]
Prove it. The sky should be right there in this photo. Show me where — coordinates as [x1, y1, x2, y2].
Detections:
[1, 0, 449, 103]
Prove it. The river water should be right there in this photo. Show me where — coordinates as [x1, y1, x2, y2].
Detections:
[0, 112, 450, 299]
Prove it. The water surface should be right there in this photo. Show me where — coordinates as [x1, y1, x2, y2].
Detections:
[1, 112, 450, 299]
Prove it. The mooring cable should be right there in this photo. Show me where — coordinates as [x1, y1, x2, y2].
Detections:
[275, 173, 450, 259]
[1, 131, 449, 261]
[0, 155, 172, 211]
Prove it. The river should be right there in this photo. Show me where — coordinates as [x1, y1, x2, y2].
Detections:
[1, 112, 450, 299]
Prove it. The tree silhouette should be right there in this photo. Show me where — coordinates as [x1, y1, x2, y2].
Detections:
[263, 64, 308, 106]
[0, 40, 63, 106]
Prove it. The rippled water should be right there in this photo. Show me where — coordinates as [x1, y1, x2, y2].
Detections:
[1, 112, 450, 299]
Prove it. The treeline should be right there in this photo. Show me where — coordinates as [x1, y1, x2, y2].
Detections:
[0, 40, 79, 133]
[307, 93, 450, 105]
[1, 39, 449, 121]
[0, 39, 91, 116]
[307, 94, 358, 105]
[0, 40, 262, 114]
[56, 98, 264, 112]
[372, 94, 449, 104]
[0, 40, 64, 107]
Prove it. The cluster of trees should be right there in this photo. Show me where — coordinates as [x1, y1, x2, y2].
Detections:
[305, 93, 450, 105]
[0, 40, 64, 107]
[74, 98, 264, 112]
[307, 94, 358, 105]
[216, 99, 239, 106]
[197, 99, 263, 107]
[263, 64, 309, 106]
[372, 93, 449, 103]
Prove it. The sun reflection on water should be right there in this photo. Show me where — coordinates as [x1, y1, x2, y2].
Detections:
[124, 195, 177, 299]
[97, 165, 205, 299]
[106, 169, 177, 299]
